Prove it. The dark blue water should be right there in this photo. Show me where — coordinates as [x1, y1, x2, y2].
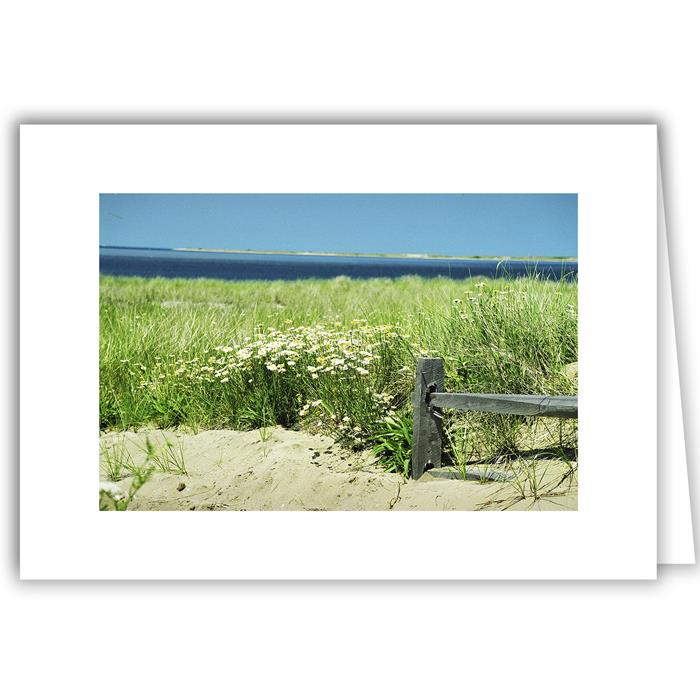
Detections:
[99, 247, 577, 281]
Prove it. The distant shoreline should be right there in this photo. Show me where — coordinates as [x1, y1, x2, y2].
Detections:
[111, 246, 574, 262]
[100, 245, 576, 262]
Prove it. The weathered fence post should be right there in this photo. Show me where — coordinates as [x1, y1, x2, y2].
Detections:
[411, 357, 445, 479]
[409, 355, 578, 481]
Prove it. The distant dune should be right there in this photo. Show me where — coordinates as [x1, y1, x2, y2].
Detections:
[173, 247, 577, 262]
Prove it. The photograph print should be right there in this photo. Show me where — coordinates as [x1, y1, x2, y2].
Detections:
[99, 193, 578, 511]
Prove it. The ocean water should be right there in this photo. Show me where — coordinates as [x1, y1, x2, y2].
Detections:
[99, 247, 578, 282]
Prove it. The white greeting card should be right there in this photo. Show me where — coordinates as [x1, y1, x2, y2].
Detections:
[20, 124, 668, 578]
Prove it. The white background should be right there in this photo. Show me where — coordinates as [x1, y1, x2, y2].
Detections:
[3, 2, 698, 699]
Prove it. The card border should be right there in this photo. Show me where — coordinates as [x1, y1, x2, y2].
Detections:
[20, 124, 657, 579]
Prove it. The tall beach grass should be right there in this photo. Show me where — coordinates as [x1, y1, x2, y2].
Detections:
[100, 273, 577, 475]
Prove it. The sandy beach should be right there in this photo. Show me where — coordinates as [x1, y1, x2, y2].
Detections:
[100, 427, 577, 511]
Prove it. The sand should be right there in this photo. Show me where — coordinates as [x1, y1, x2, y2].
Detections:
[99, 427, 577, 511]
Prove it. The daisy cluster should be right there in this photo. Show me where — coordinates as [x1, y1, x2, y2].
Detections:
[167, 322, 406, 389]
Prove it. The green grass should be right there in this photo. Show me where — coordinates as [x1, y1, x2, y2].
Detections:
[100, 274, 577, 475]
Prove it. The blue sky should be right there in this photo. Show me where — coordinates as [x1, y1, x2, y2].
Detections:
[100, 193, 577, 257]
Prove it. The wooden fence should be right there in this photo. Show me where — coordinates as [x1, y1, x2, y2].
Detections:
[410, 357, 578, 480]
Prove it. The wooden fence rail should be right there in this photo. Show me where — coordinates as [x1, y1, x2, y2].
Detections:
[411, 357, 578, 480]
